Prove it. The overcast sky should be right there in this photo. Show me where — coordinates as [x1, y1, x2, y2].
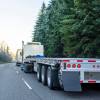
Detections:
[0, 0, 49, 53]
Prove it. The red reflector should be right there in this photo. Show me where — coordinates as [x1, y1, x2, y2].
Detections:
[67, 64, 71, 68]
[77, 60, 83, 62]
[77, 64, 81, 68]
[88, 80, 96, 83]
[63, 60, 70, 62]
[72, 64, 76, 68]
[80, 80, 83, 83]
[88, 60, 96, 62]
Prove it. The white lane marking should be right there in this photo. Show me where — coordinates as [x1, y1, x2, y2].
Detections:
[22, 78, 32, 90]
[16, 71, 19, 74]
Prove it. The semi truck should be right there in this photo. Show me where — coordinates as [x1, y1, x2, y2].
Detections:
[16, 42, 100, 92]
[16, 49, 22, 66]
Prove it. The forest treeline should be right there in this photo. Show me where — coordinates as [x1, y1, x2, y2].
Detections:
[33, 0, 100, 58]
[0, 42, 12, 63]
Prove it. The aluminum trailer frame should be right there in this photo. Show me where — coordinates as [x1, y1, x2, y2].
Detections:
[23, 58, 100, 92]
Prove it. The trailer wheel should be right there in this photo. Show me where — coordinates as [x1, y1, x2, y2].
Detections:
[41, 65, 47, 85]
[23, 63, 33, 73]
[47, 67, 54, 89]
[37, 64, 42, 82]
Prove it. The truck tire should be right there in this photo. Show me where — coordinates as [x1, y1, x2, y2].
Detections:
[41, 65, 47, 85]
[47, 67, 54, 89]
[37, 64, 42, 82]
[23, 64, 33, 73]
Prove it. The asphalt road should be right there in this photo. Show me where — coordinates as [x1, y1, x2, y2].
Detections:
[0, 63, 100, 100]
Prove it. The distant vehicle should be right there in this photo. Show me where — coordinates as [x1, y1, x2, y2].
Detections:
[16, 49, 22, 66]
[21, 42, 44, 71]
[17, 42, 100, 92]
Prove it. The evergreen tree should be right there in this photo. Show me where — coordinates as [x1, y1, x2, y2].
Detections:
[70, 0, 100, 57]
[33, 3, 46, 43]
[33, 0, 100, 58]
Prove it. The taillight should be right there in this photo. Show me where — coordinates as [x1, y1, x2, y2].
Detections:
[72, 64, 76, 68]
[77, 64, 81, 68]
[67, 64, 71, 68]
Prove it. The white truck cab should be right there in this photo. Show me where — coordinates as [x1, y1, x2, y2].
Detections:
[23, 42, 44, 59]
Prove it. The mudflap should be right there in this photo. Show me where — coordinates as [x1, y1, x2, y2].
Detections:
[62, 71, 82, 92]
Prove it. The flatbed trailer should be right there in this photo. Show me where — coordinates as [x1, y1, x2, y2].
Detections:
[23, 57, 100, 92]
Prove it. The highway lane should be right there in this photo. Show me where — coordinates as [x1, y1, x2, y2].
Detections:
[0, 63, 41, 100]
[0, 63, 100, 100]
